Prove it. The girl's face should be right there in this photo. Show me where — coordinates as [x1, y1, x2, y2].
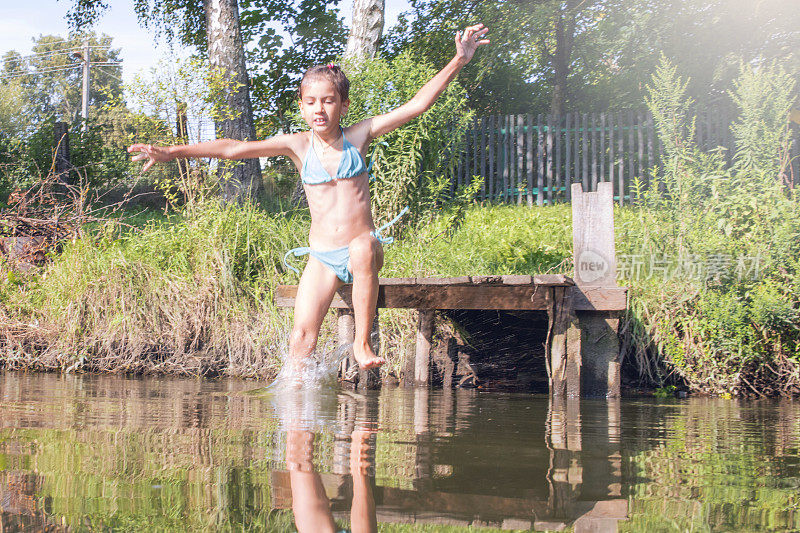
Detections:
[299, 79, 349, 135]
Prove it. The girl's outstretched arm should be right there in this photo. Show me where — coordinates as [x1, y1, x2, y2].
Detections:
[128, 134, 301, 172]
[365, 23, 489, 140]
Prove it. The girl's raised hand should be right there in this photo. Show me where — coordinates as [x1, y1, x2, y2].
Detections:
[127, 143, 173, 172]
[455, 23, 490, 64]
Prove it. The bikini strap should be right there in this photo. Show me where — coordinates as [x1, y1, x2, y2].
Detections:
[283, 246, 312, 275]
[372, 206, 410, 245]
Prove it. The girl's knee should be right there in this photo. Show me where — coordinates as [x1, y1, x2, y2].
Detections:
[289, 325, 317, 353]
[349, 235, 381, 271]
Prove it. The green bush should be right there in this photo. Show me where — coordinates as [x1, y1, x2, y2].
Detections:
[625, 56, 800, 395]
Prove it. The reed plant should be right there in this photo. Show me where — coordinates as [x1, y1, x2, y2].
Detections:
[622, 57, 800, 396]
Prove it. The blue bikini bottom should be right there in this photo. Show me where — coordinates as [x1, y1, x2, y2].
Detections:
[283, 207, 408, 284]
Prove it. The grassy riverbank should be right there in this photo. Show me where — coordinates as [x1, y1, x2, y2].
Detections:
[0, 202, 574, 379]
[0, 195, 797, 395]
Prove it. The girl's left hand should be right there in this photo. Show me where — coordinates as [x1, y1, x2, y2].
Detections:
[455, 23, 490, 64]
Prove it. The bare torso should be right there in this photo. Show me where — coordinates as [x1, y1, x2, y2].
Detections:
[287, 126, 375, 250]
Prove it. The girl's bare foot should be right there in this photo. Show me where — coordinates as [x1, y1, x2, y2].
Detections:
[353, 341, 385, 369]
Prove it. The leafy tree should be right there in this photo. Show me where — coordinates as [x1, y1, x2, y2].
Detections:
[385, 0, 800, 116]
[66, 0, 346, 136]
[66, 0, 264, 201]
[245, 0, 347, 135]
[64, 0, 349, 197]
[580, 0, 800, 111]
[383, 0, 588, 115]
[0, 78, 31, 139]
[343, 0, 385, 63]
[1, 32, 122, 126]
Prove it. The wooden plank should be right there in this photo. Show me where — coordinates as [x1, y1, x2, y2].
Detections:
[415, 276, 472, 285]
[488, 115, 496, 200]
[504, 114, 512, 203]
[455, 131, 462, 192]
[470, 275, 502, 284]
[472, 116, 479, 190]
[637, 110, 644, 189]
[480, 117, 487, 201]
[516, 114, 525, 205]
[546, 114, 554, 205]
[580, 314, 621, 398]
[608, 113, 615, 190]
[555, 114, 562, 203]
[600, 113, 606, 183]
[536, 114, 544, 206]
[533, 274, 575, 286]
[526, 113, 534, 206]
[501, 274, 533, 285]
[627, 111, 634, 203]
[571, 182, 618, 287]
[591, 113, 598, 191]
[565, 113, 572, 202]
[722, 105, 733, 162]
[617, 113, 624, 206]
[275, 284, 626, 311]
[646, 111, 654, 188]
[415, 310, 434, 385]
[503, 115, 511, 202]
[549, 286, 579, 398]
[337, 309, 355, 378]
[360, 308, 382, 389]
[379, 277, 417, 285]
[568, 286, 626, 311]
[697, 108, 705, 150]
[582, 113, 589, 190]
[573, 112, 580, 199]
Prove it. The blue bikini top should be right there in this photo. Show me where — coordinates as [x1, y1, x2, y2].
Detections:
[301, 128, 368, 185]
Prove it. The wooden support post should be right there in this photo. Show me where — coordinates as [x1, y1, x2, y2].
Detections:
[571, 182, 621, 398]
[548, 287, 581, 398]
[415, 310, 434, 386]
[413, 388, 432, 491]
[338, 308, 381, 389]
[338, 309, 356, 382]
[545, 395, 581, 521]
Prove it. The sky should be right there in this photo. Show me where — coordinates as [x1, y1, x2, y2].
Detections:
[1, 0, 412, 87]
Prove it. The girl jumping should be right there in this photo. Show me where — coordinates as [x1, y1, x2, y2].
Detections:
[128, 24, 489, 373]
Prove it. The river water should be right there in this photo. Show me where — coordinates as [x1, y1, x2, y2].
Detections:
[0, 372, 797, 532]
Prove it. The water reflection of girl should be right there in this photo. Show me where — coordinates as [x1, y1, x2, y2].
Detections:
[286, 428, 377, 533]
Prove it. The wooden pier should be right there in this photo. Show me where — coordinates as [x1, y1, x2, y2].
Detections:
[276, 182, 626, 397]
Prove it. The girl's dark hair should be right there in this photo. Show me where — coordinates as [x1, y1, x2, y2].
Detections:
[298, 64, 350, 101]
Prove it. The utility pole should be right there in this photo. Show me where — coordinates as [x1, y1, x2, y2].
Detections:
[81, 39, 89, 131]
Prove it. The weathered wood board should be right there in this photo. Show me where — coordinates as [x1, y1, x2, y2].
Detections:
[275, 281, 625, 311]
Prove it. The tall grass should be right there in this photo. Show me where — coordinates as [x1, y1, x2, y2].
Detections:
[621, 58, 800, 396]
[0, 203, 310, 376]
[0, 201, 572, 378]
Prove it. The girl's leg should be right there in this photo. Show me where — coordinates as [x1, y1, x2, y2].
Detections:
[287, 429, 337, 533]
[348, 233, 385, 369]
[349, 429, 378, 533]
[289, 257, 343, 369]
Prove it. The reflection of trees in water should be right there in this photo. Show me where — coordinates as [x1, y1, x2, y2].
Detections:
[621, 399, 800, 531]
[0, 372, 796, 530]
[0, 471, 64, 532]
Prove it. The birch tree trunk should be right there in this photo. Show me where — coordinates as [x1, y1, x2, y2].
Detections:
[343, 0, 385, 63]
[204, 0, 262, 202]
